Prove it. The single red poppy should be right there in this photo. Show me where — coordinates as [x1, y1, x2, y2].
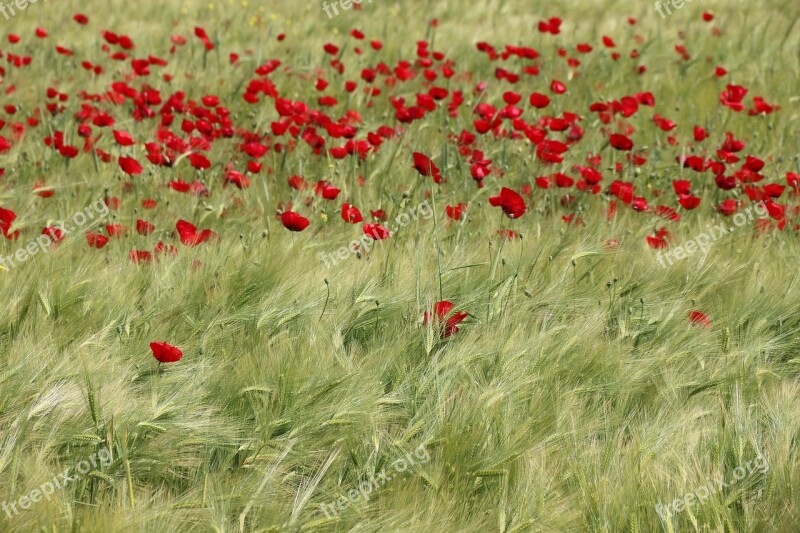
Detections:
[150, 342, 183, 363]
[489, 187, 526, 219]
[341, 203, 364, 224]
[86, 232, 109, 249]
[119, 156, 143, 176]
[176, 220, 216, 245]
[363, 223, 390, 240]
[281, 211, 310, 232]
[689, 311, 711, 328]
[424, 300, 468, 337]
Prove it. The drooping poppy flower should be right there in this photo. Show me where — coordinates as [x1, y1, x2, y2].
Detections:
[150, 341, 183, 363]
[423, 300, 468, 337]
[489, 187, 526, 219]
[412, 152, 443, 183]
[194, 26, 214, 51]
[281, 211, 310, 232]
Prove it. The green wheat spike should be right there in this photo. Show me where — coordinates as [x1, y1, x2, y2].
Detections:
[401, 418, 427, 442]
[74, 434, 104, 443]
[88, 386, 99, 427]
[87, 471, 115, 484]
[475, 469, 508, 478]
[136, 422, 167, 434]
[629, 513, 638, 533]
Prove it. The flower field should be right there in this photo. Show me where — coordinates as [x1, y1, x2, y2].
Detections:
[0, 0, 799, 531]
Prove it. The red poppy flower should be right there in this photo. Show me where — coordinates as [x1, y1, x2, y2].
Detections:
[86, 232, 109, 249]
[288, 175, 308, 190]
[119, 156, 143, 176]
[314, 180, 341, 200]
[194, 26, 214, 51]
[609, 134, 633, 151]
[720, 84, 748, 112]
[150, 341, 183, 363]
[113, 130, 135, 147]
[550, 80, 567, 94]
[678, 195, 701, 210]
[718, 199, 739, 216]
[529, 92, 551, 108]
[33, 180, 54, 198]
[136, 219, 155, 235]
[189, 153, 212, 170]
[689, 311, 711, 328]
[224, 169, 251, 189]
[176, 220, 216, 245]
[106, 224, 128, 238]
[489, 187, 526, 219]
[341, 203, 364, 224]
[423, 300, 468, 337]
[646, 227, 670, 249]
[281, 211, 310, 232]
[129, 250, 152, 263]
[42, 226, 65, 244]
[412, 152, 443, 183]
[445, 203, 466, 220]
[363, 223, 390, 240]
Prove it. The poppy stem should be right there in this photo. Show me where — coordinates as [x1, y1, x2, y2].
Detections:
[430, 188, 443, 302]
[320, 279, 330, 320]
